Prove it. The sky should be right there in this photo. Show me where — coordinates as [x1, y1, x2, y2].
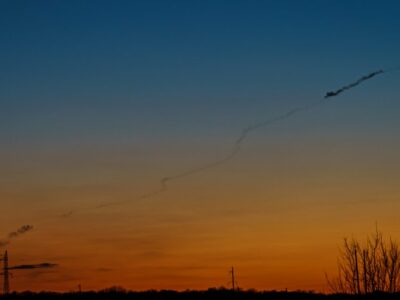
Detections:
[1, 0, 400, 292]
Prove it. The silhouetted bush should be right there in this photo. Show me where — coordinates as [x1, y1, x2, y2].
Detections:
[326, 228, 400, 294]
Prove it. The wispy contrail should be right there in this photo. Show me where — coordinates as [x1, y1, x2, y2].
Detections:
[8, 263, 58, 270]
[0, 225, 34, 247]
[91, 68, 390, 210]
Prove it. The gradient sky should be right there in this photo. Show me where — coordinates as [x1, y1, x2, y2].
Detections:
[1, 0, 400, 292]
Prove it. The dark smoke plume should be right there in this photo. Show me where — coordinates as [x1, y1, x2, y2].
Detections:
[72, 68, 391, 210]
[0, 225, 34, 247]
[8, 225, 34, 239]
[325, 70, 384, 98]
[8, 263, 58, 270]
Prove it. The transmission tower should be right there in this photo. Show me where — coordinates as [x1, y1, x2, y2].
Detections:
[3, 250, 9, 295]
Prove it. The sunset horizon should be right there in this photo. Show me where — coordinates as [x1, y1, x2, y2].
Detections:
[1, 1, 400, 296]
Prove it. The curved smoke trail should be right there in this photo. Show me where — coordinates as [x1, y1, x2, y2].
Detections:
[92, 68, 388, 210]
[94, 99, 325, 209]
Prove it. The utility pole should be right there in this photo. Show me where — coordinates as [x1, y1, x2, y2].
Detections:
[230, 266, 236, 291]
[3, 251, 9, 295]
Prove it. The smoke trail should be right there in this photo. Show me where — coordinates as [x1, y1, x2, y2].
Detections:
[8, 263, 58, 270]
[0, 225, 34, 247]
[325, 70, 384, 98]
[8, 225, 34, 239]
[73, 68, 391, 210]
[93, 99, 326, 210]
[158, 100, 325, 188]
[159, 69, 389, 190]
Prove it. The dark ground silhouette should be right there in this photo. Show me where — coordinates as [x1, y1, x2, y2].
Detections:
[2, 289, 400, 300]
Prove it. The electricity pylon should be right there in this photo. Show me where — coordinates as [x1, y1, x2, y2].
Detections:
[3, 251, 9, 295]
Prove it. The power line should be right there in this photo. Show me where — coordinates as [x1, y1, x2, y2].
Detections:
[229, 266, 238, 291]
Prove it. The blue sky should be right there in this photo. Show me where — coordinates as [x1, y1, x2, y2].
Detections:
[1, 0, 400, 146]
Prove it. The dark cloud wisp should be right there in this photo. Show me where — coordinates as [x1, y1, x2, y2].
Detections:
[8, 263, 58, 270]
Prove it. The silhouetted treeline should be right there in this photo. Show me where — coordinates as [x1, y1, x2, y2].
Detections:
[2, 288, 400, 300]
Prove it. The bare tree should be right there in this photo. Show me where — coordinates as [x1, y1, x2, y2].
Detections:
[326, 228, 400, 294]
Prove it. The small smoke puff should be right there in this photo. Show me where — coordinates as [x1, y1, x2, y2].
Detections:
[0, 240, 9, 247]
[0, 225, 34, 248]
[8, 225, 34, 239]
[60, 211, 74, 218]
